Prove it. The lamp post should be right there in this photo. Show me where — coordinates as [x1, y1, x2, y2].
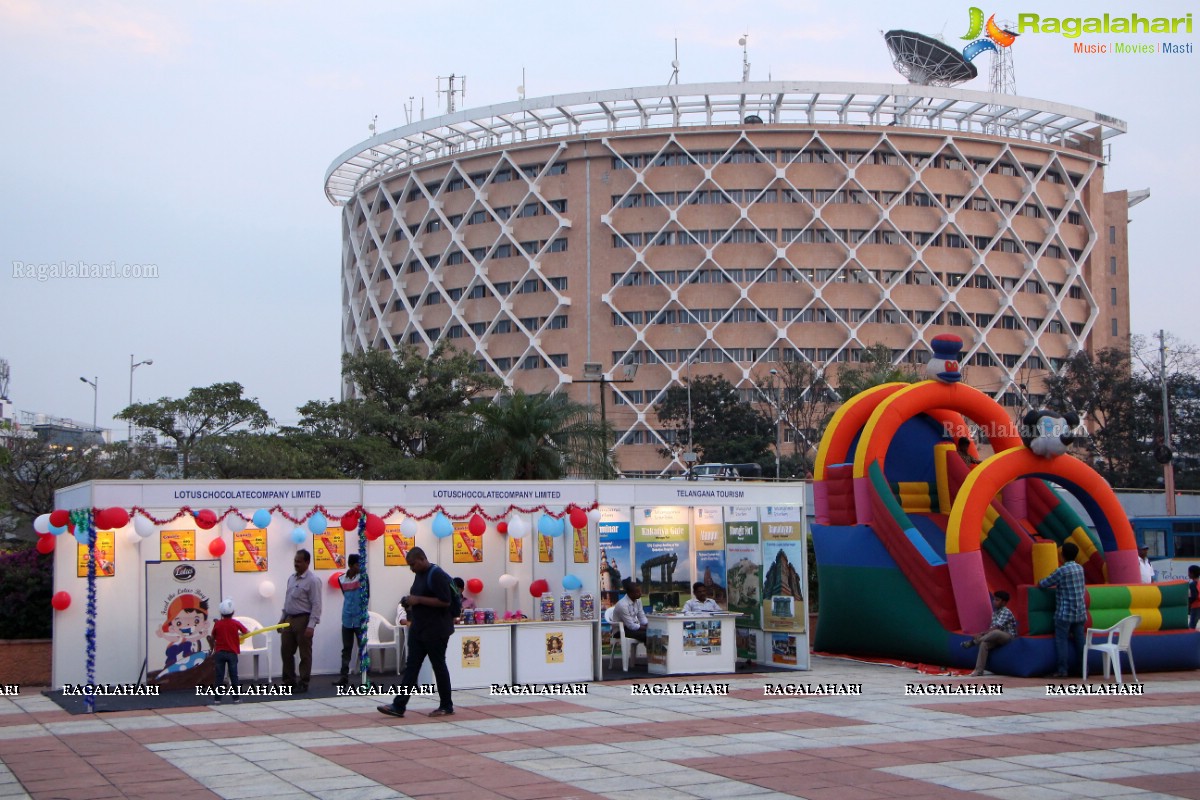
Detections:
[769, 368, 782, 480]
[79, 376, 98, 430]
[129, 355, 153, 441]
[579, 362, 638, 475]
[685, 355, 697, 478]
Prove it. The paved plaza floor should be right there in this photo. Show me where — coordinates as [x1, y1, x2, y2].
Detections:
[2, 657, 1199, 800]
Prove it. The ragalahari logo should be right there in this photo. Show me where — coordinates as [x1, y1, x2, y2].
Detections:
[961, 7, 1019, 61]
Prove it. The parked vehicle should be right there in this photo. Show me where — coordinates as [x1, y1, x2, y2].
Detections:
[670, 463, 764, 481]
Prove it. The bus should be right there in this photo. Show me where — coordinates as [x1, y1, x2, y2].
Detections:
[1131, 517, 1200, 581]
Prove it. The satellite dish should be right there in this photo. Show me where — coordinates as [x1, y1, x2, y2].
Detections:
[744, 114, 764, 124]
[738, 37, 746, 46]
[884, 29, 977, 86]
[671, 60, 679, 69]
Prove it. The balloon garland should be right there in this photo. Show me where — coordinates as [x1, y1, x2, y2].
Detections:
[355, 513, 371, 683]
[71, 508, 97, 714]
[124, 501, 599, 527]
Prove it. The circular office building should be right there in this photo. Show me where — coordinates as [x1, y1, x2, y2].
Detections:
[326, 81, 1132, 476]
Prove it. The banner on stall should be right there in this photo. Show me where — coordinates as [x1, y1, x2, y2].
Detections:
[572, 525, 589, 564]
[692, 506, 726, 610]
[682, 618, 722, 656]
[160, 529, 196, 562]
[145, 560, 222, 688]
[760, 506, 806, 633]
[461, 636, 481, 668]
[633, 506, 691, 611]
[77, 530, 115, 578]
[597, 507, 630, 610]
[724, 506, 761, 630]
[771, 632, 798, 666]
[314, 528, 346, 570]
[384, 524, 414, 567]
[545, 632, 564, 663]
[538, 531, 555, 563]
[233, 528, 268, 573]
[454, 521, 483, 564]
[508, 535, 524, 563]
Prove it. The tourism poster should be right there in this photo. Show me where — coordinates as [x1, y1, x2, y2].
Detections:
[160, 529, 196, 562]
[461, 636, 481, 668]
[771, 633, 798, 666]
[598, 507, 630, 610]
[508, 535, 523, 563]
[77, 530, 115, 578]
[724, 506, 761, 630]
[633, 506, 691, 611]
[233, 528, 267, 572]
[454, 521, 483, 564]
[760, 506, 806, 633]
[145, 559, 222, 688]
[682, 618, 722, 655]
[545, 632, 564, 663]
[647, 626, 668, 667]
[384, 524, 414, 567]
[692, 506, 727, 609]
[314, 527, 346, 570]
[573, 524, 589, 564]
[538, 530, 554, 563]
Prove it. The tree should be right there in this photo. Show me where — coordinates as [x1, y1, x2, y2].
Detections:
[655, 375, 774, 466]
[834, 343, 923, 400]
[756, 361, 841, 477]
[438, 390, 614, 479]
[189, 432, 335, 480]
[116, 383, 272, 478]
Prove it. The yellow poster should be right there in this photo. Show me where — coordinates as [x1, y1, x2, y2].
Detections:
[315, 528, 346, 570]
[233, 529, 268, 573]
[538, 532, 554, 563]
[453, 521, 482, 564]
[77, 530, 115, 578]
[160, 529, 195, 562]
[573, 526, 589, 564]
[508, 536, 524, 563]
[545, 632, 564, 663]
[384, 524, 415, 567]
[461, 636, 481, 668]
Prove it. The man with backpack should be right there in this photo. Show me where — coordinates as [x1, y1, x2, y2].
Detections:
[378, 547, 457, 718]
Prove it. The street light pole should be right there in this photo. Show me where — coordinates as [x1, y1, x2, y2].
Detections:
[79, 376, 98, 430]
[580, 363, 638, 476]
[769, 368, 781, 480]
[685, 355, 696, 478]
[129, 355, 153, 441]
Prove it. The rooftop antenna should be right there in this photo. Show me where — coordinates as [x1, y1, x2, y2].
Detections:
[404, 97, 414, 125]
[668, 38, 680, 84]
[368, 114, 378, 137]
[436, 74, 466, 114]
[517, 67, 526, 100]
[989, 18, 1018, 95]
[421, 96, 425, 121]
[739, 34, 751, 82]
[0, 358, 9, 400]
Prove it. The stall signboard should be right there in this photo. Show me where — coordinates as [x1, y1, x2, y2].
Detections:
[572, 524, 589, 564]
[77, 530, 115, 578]
[692, 506, 726, 610]
[160, 529, 196, 562]
[145, 559, 222, 688]
[760, 506, 806, 633]
[453, 520, 483, 564]
[598, 507, 631, 610]
[233, 528, 268, 572]
[314, 527, 346, 570]
[633, 506, 691, 611]
[724, 506, 761, 629]
[384, 524, 414, 566]
[771, 632, 798, 666]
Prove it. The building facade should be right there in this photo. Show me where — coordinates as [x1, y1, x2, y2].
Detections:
[326, 82, 1132, 475]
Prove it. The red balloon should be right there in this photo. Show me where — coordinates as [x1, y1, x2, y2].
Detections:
[365, 514, 385, 540]
[468, 514, 486, 537]
[106, 507, 130, 529]
[51, 591, 71, 611]
[466, 578, 484, 594]
[36, 535, 55, 554]
[497, 521, 508, 534]
[93, 508, 112, 530]
[340, 511, 360, 532]
[195, 509, 217, 530]
[208, 537, 227, 557]
[329, 571, 344, 588]
[49, 510, 70, 528]
[569, 509, 588, 530]
[529, 578, 550, 598]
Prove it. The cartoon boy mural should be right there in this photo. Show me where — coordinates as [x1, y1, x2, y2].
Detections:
[156, 593, 212, 668]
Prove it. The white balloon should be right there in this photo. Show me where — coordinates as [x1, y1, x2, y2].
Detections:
[134, 515, 157, 539]
[34, 514, 52, 534]
[587, 508, 601, 524]
[226, 515, 248, 534]
[498, 573, 519, 589]
[508, 515, 529, 539]
[400, 517, 418, 538]
[258, 580, 276, 599]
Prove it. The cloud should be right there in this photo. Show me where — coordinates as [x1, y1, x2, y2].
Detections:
[0, 0, 183, 57]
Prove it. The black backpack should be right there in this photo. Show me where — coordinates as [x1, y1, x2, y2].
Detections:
[434, 566, 463, 618]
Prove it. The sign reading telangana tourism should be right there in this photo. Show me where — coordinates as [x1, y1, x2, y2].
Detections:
[724, 506, 761, 629]
[160, 529, 196, 562]
[384, 524, 414, 567]
[314, 527, 346, 570]
[597, 506, 631, 610]
[145, 559, 222, 689]
[77, 530, 115, 578]
[233, 528, 268, 572]
[454, 521, 483, 564]
[760, 506, 805, 633]
[633, 506, 691, 611]
[692, 506, 726, 610]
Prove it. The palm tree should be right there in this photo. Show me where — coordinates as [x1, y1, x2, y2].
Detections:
[438, 390, 615, 479]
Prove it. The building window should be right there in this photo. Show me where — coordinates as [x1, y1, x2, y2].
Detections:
[1110, 256, 1118, 275]
[1112, 318, 1119, 336]
[549, 354, 568, 367]
[1110, 287, 1118, 305]
[1109, 226, 1116, 244]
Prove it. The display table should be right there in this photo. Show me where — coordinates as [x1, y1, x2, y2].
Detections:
[645, 613, 740, 676]
[512, 620, 598, 683]
[417, 623, 513, 690]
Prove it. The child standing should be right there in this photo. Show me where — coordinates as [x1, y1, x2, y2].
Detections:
[211, 599, 248, 703]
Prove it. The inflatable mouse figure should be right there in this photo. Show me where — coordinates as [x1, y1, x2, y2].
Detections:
[1021, 409, 1081, 458]
[926, 334, 964, 383]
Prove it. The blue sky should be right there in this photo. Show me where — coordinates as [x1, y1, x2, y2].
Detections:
[1, 0, 1194, 435]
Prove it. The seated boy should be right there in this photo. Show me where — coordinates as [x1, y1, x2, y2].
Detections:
[960, 590, 1017, 676]
[683, 582, 720, 614]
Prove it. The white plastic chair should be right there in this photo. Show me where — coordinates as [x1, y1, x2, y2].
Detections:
[604, 605, 643, 671]
[365, 611, 400, 674]
[234, 616, 272, 683]
[1083, 614, 1141, 684]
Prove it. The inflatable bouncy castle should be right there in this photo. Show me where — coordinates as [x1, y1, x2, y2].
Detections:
[812, 335, 1200, 675]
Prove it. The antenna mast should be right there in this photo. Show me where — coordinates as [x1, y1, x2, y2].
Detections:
[739, 34, 750, 82]
[437, 74, 466, 114]
[668, 38, 680, 84]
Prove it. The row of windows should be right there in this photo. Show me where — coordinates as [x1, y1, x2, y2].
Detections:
[611, 345, 1062, 368]
[400, 163, 568, 200]
[396, 276, 569, 309]
[613, 228, 777, 247]
[612, 306, 781, 327]
[477, 353, 569, 372]
[465, 199, 568, 225]
[403, 239, 569, 272]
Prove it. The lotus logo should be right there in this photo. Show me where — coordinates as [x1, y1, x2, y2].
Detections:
[172, 564, 196, 582]
[961, 7, 1019, 61]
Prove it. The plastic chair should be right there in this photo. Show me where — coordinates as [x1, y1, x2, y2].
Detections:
[1083, 614, 1141, 684]
[604, 605, 643, 671]
[365, 611, 400, 674]
[234, 616, 272, 683]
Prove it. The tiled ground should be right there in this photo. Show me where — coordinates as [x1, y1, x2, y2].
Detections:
[1, 657, 1198, 799]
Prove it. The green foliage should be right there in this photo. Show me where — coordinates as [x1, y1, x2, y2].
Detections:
[655, 375, 775, 465]
[0, 438, 161, 518]
[0, 546, 52, 639]
[835, 343, 923, 400]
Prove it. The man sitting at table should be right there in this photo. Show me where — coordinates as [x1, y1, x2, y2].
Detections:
[683, 582, 720, 614]
[613, 578, 649, 644]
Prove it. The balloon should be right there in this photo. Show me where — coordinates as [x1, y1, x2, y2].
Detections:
[400, 517, 417, 538]
[529, 578, 550, 597]
[468, 514, 486, 537]
[36, 535, 55, 554]
[51, 592, 71, 611]
[340, 511, 360, 532]
[134, 515, 157, 539]
[290, 527, 307, 545]
[329, 571, 344, 588]
[34, 514, 51, 535]
[252, 509, 272, 529]
[539, 515, 565, 538]
[498, 573, 519, 589]
[258, 580, 276, 598]
[587, 508, 601, 524]
[308, 512, 328, 535]
[49, 522, 67, 536]
[365, 514, 385, 540]
[432, 512, 453, 539]
[49, 510, 70, 528]
[105, 507, 130, 529]
[94, 508, 112, 530]
[497, 521, 508, 534]
[74, 526, 89, 545]
[508, 515, 529, 539]
[466, 578, 484, 594]
[195, 509, 217, 530]
[569, 508, 588, 530]
[208, 538, 226, 557]
[226, 514, 248, 534]
[562, 574, 583, 591]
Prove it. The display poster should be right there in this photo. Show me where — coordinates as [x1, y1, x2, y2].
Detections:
[461, 636, 481, 668]
[145, 560, 222, 688]
[538, 530, 554, 563]
[598, 507, 631, 610]
[545, 631, 564, 663]
[314, 527, 346, 570]
[572, 524, 589, 564]
[233, 528, 268, 572]
[384, 524, 414, 567]
[724, 506, 761, 630]
[682, 618, 722, 655]
[771, 632, 798, 666]
[77, 530, 115, 578]
[692, 506, 727, 610]
[454, 520, 483, 564]
[508, 535, 524, 563]
[160, 529, 196, 562]
[760, 506, 806, 633]
[647, 627, 668, 667]
[633, 506, 691, 611]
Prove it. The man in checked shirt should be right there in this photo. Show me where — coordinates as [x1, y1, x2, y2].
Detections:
[1039, 542, 1088, 678]
[961, 590, 1017, 676]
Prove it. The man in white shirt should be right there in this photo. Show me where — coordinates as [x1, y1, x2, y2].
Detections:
[1138, 546, 1156, 583]
[683, 582, 720, 613]
[612, 579, 649, 644]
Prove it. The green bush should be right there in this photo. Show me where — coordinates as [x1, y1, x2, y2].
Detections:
[0, 545, 53, 639]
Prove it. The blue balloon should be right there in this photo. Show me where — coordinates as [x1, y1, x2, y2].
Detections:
[432, 512, 454, 539]
[253, 509, 272, 529]
[74, 527, 89, 545]
[49, 523, 67, 536]
[562, 574, 583, 591]
[290, 527, 307, 545]
[307, 512, 328, 535]
[539, 515, 566, 538]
